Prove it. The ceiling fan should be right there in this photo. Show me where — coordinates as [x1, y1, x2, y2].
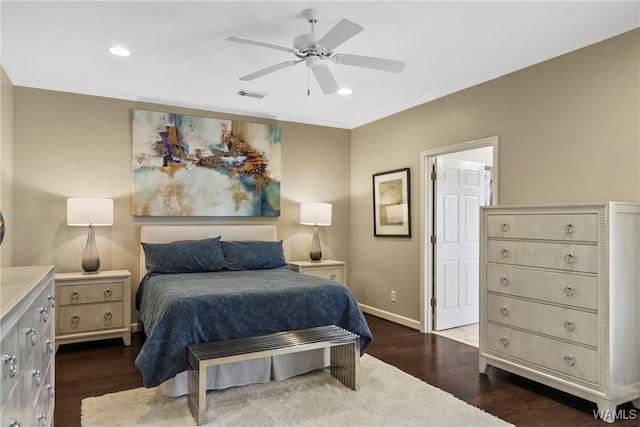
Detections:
[226, 9, 406, 95]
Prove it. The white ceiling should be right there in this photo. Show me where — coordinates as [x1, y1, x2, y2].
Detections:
[2, 1, 638, 129]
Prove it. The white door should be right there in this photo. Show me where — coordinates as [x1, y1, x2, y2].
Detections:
[434, 157, 486, 330]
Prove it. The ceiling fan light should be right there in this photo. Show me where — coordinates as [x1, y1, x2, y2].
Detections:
[338, 87, 352, 96]
[109, 46, 131, 57]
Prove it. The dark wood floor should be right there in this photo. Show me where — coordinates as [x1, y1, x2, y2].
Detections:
[55, 314, 639, 426]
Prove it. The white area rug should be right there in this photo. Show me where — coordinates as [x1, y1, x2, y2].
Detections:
[81, 354, 511, 426]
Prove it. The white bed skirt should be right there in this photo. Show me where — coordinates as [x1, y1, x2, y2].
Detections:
[160, 348, 330, 397]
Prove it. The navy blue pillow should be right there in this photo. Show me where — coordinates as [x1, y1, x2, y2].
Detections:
[141, 237, 227, 274]
[221, 240, 286, 271]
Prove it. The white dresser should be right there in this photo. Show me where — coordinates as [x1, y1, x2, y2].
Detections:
[479, 203, 640, 422]
[1, 265, 56, 427]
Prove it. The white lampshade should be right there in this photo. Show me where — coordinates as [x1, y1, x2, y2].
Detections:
[300, 202, 332, 226]
[67, 198, 114, 226]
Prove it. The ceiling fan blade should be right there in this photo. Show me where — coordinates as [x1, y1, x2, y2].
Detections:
[226, 36, 299, 55]
[239, 60, 303, 81]
[311, 64, 339, 95]
[317, 19, 364, 51]
[332, 54, 405, 73]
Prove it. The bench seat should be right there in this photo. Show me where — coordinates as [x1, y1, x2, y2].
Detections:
[186, 325, 361, 425]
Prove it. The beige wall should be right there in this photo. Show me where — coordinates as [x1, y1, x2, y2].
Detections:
[1, 67, 14, 266]
[11, 90, 350, 323]
[350, 29, 640, 321]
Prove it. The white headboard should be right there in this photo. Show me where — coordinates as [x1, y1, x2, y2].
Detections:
[139, 225, 278, 277]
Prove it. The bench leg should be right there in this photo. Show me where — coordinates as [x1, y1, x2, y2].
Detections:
[188, 361, 207, 425]
[330, 341, 360, 391]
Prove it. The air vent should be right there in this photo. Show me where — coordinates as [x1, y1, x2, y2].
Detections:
[237, 90, 267, 99]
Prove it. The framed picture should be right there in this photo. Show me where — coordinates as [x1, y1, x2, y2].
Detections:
[373, 168, 411, 237]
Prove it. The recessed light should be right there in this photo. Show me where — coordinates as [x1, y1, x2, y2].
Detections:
[337, 87, 352, 96]
[109, 46, 131, 57]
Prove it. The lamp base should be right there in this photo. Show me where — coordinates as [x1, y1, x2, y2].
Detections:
[81, 225, 101, 273]
[309, 225, 322, 262]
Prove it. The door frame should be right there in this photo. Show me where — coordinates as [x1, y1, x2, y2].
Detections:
[419, 136, 500, 333]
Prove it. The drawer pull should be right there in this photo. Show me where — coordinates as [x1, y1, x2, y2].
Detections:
[104, 311, 113, 321]
[71, 290, 80, 301]
[564, 320, 575, 332]
[9, 418, 20, 427]
[499, 223, 510, 232]
[564, 222, 575, 234]
[499, 307, 510, 317]
[330, 274, 337, 281]
[500, 248, 510, 258]
[564, 355, 576, 367]
[47, 384, 55, 400]
[104, 288, 113, 298]
[46, 339, 54, 354]
[71, 314, 80, 324]
[564, 253, 575, 264]
[47, 294, 56, 308]
[499, 276, 509, 287]
[33, 369, 42, 386]
[499, 336, 509, 347]
[2, 354, 18, 378]
[563, 285, 575, 296]
[25, 328, 38, 345]
[40, 306, 49, 322]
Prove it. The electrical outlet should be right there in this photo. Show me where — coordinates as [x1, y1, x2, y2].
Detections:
[391, 290, 396, 302]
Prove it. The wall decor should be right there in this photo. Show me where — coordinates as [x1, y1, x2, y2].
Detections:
[373, 168, 411, 237]
[132, 110, 281, 216]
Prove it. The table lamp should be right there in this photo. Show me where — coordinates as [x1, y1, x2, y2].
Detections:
[67, 197, 114, 273]
[300, 202, 332, 262]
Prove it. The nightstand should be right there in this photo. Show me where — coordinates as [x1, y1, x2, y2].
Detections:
[55, 270, 131, 351]
[287, 260, 346, 285]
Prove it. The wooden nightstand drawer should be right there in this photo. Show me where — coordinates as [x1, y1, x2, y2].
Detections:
[58, 303, 123, 332]
[58, 281, 123, 305]
[302, 266, 343, 282]
[287, 260, 346, 285]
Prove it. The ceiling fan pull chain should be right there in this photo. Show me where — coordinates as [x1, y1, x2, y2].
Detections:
[307, 68, 311, 96]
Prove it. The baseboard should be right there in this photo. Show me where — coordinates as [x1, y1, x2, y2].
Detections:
[359, 304, 422, 331]
[131, 322, 142, 333]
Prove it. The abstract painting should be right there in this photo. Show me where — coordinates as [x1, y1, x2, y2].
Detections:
[132, 110, 281, 216]
[373, 168, 411, 237]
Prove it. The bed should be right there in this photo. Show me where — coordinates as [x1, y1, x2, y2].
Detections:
[134, 225, 372, 396]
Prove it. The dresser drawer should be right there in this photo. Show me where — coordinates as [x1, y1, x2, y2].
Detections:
[58, 281, 123, 305]
[0, 324, 18, 408]
[487, 213, 598, 242]
[487, 240, 598, 273]
[16, 286, 53, 385]
[58, 303, 123, 333]
[33, 363, 54, 427]
[487, 294, 597, 346]
[486, 264, 597, 310]
[486, 324, 598, 383]
[2, 378, 25, 427]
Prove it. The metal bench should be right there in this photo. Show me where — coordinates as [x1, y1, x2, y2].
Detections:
[186, 325, 361, 425]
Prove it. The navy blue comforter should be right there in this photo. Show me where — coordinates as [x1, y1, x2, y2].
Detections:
[134, 269, 372, 388]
